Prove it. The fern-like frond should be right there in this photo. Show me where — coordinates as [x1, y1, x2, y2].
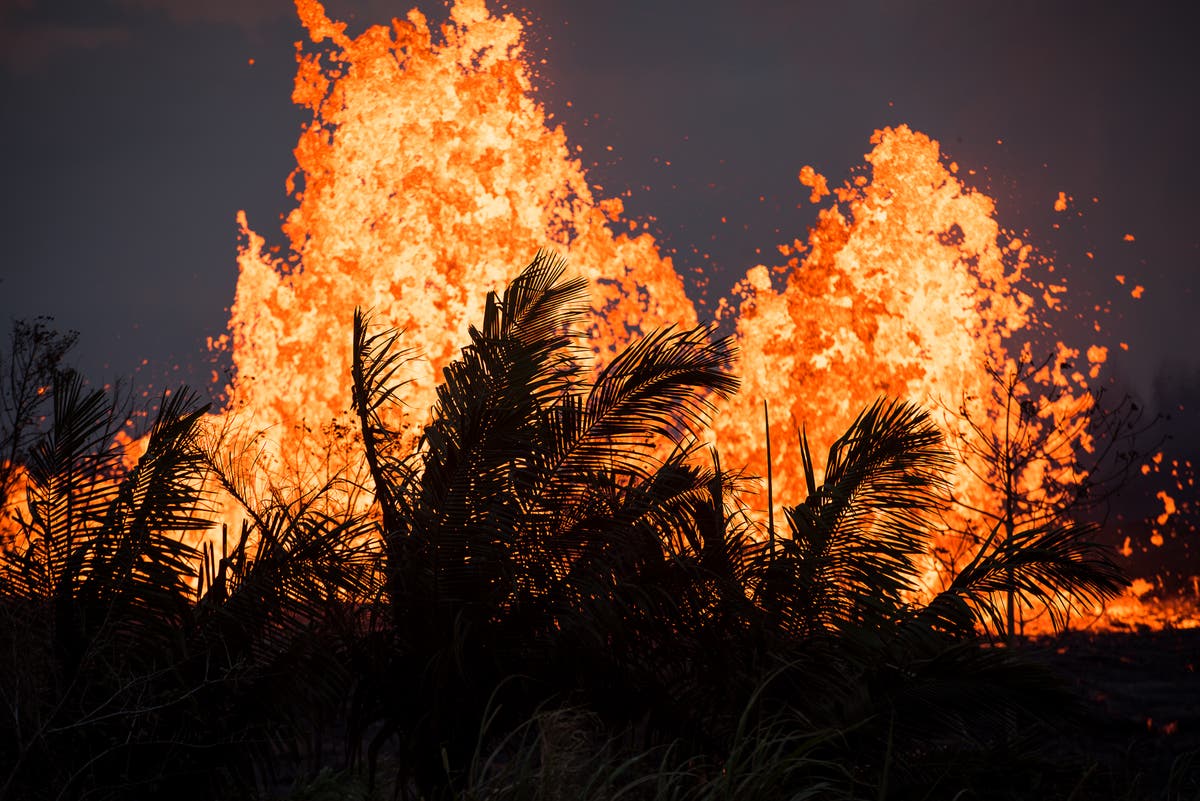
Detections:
[10, 370, 123, 602]
[767, 398, 952, 634]
[918, 520, 1127, 637]
[79, 388, 212, 628]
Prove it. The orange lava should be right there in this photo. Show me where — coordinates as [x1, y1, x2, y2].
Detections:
[221, 0, 1174, 628]
[230, 0, 693, 455]
[4, 0, 1184, 633]
[714, 126, 1035, 524]
[232, 1, 1056, 524]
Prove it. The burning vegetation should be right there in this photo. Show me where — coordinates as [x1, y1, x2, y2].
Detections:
[0, 0, 1196, 798]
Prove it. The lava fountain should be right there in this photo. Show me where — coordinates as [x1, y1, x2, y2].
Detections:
[217, 0, 1169, 624]
[230, 0, 694, 452]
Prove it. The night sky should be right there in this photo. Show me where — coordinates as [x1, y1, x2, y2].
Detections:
[1, 0, 1197, 415]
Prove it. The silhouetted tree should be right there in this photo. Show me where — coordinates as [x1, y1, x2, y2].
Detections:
[0, 253, 1144, 801]
[941, 351, 1147, 639]
[0, 376, 212, 799]
[351, 250, 742, 790]
[0, 318, 79, 531]
[743, 396, 1126, 795]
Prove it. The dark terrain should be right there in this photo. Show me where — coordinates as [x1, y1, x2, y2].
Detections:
[1031, 628, 1200, 799]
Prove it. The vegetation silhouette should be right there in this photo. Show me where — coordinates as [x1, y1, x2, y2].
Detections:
[0, 253, 1150, 800]
[938, 351, 1157, 641]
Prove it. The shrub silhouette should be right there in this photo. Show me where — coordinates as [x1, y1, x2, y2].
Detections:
[350, 251, 1128, 797]
[0, 251, 1130, 800]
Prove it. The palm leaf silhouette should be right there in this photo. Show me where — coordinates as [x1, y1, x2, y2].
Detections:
[0, 380, 215, 799]
[915, 518, 1127, 639]
[759, 397, 952, 636]
[350, 250, 741, 791]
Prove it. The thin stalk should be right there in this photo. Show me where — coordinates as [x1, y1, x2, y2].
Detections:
[764, 400, 774, 565]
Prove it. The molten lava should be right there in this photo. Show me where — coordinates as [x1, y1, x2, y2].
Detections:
[6, 0, 1187, 631]
[231, 0, 1061, 513]
[714, 129, 1035, 518]
[224, 0, 1174, 629]
[230, 0, 694, 452]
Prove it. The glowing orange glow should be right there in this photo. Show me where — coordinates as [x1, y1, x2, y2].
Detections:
[112, 429, 148, 471]
[1086, 345, 1107, 379]
[798, 165, 830, 203]
[2, 0, 1185, 633]
[711, 125, 1054, 535]
[1156, 491, 1177, 527]
[1130, 578, 1154, 597]
[211, 0, 1186, 631]
[230, 0, 693, 458]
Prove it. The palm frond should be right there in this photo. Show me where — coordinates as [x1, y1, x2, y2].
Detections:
[918, 520, 1127, 636]
[16, 372, 123, 596]
[480, 248, 590, 351]
[763, 398, 952, 634]
[573, 323, 738, 474]
[351, 306, 418, 526]
[75, 387, 212, 637]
